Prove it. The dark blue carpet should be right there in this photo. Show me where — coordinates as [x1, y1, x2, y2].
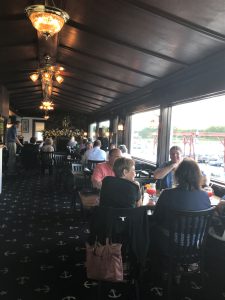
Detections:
[0, 172, 223, 299]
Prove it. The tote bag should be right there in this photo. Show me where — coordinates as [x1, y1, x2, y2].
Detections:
[86, 238, 123, 281]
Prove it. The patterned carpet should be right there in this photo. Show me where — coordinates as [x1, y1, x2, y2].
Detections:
[0, 171, 223, 300]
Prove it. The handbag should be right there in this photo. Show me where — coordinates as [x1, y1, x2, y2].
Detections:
[86, 238, 123, 281]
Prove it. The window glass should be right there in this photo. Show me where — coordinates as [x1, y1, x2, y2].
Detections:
[171, 96, 225, 183]
[130, 110, 160, 162]
[34, 121, 45, 141]
[89, 123, 96, 141]
[99, 120, 110, 138]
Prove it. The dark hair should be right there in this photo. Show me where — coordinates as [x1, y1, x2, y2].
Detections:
[30, 136, 37, 144]
[175, 158, 201, 191]
[113, 157, 135, 178]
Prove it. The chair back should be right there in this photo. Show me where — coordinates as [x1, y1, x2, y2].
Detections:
[72, 163, 83, 174]
[54, 153, 67, 167]
[89, 206, 150, 266]
[168, 207, 215, 264]
[40, 151, 54, 166]
[87, 159, 105, 171]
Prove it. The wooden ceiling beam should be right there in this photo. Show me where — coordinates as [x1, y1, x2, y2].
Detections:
[67, 20, 186, 66]
[52, 92, 101, 109]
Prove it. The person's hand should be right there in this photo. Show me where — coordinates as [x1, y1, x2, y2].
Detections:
[216, 200, 225, 214]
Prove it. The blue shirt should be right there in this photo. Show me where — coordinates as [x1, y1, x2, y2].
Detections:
[7, 125, 17, 143]
[158, 161, 174, 189]
[154, 187, 211, 230]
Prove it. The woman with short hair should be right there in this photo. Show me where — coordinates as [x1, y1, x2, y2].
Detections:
[154, 158, 211, 230]
[100, 157, 142, 208]
[153, 158, 211, 256]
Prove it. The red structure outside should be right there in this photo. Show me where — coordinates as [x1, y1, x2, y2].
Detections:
[173, 132, 225, 171]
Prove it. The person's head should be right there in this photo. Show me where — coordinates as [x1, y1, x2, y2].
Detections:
[175, 158, 202, 191]
[93, 139, 101, 148]
[30, 136, 37, 144]
[119, 144, 128, 154]
[108, 148, 122, 167]
[170, 146, 182, 164]
[109, 143, 116, 150]
[44, 138, 53, 146]
[86, 141, 93, 150]
[113, 157, 136, 181]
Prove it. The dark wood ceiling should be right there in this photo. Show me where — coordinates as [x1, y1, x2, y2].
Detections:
[1, 0, 225, 117]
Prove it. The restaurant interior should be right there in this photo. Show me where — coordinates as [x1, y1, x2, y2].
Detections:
[1, 1, 225, 299]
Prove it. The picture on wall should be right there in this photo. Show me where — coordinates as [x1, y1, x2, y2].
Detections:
[21, 119, 29, 133]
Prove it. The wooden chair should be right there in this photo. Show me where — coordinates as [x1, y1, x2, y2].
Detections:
[71, 163, 84, 191]
[40, 152, 54, 175]
[165, 207, 215, 299]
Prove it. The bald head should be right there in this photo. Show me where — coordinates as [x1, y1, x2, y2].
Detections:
[108, 148, 122, 167]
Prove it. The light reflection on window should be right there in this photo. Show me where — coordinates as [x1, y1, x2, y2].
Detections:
[130, 110, 160, 163]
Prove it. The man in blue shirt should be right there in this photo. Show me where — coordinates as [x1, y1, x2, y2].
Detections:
[6, 121, 23, 175]
[153, 146, 183, 189]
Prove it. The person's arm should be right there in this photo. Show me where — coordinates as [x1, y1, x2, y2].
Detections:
[91, 164, 103, 190]
[135, 184, 142, 207]
[153, 162, 177, 179]
[15, 137, 23, 147]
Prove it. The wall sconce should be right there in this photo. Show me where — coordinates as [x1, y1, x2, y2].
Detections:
[83, 131, 88, 137]
[117, 123, 124, 131]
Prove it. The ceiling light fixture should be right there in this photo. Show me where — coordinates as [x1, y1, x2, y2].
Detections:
[30, 56, 64, 99]
[25, 3, 69, 39]
[30, 65, 64, 84]
[44, 112, 50, 120]
[39, 100, 54, 111]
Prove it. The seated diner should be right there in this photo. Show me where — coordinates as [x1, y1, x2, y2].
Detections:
[153, 158, 211, 254]
[100, 157, 142, 208]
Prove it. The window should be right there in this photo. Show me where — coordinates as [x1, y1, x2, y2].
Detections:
[99, 120, 110, 138]
[130, 109, 160, 162]
[171, 96, 225, 183]
[33, 121, 45, 141]
[89, 123, 96, 141]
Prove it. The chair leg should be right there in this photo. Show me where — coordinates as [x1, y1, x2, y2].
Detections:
[97, 281, 103, 300]
[166, 261, 173, 300]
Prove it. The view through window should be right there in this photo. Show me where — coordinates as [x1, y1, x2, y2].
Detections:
[89, 123, 96, 141]
[99, 120, 110, 138]
[171, 96, 225, 183]
[130, 109, 160, 162]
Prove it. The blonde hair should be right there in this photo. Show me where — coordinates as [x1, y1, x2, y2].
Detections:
[44, 138, 53, 146]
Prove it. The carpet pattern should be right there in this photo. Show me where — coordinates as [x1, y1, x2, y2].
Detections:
[0, 172, 223, 299]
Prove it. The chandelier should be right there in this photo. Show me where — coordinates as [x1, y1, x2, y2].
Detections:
[39, 100, 54, 111]
[30, 55, 64, 98]
[30, 64, 64, 84]
[25, 3, 69, 39]
[43, 111, 50, 120]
